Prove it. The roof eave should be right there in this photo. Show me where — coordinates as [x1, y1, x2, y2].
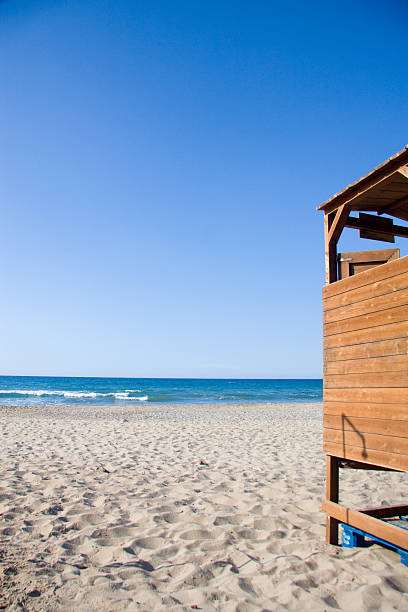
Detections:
[317, 145, 408, 213]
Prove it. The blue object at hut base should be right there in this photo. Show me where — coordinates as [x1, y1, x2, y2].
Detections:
[341, 523, 408, 567]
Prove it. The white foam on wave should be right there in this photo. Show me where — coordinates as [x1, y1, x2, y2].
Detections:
[58, 391, 100, 398]
[0, 389, 148, 401]
[115, 393, 148, 401]
[0, 390, 64, 396]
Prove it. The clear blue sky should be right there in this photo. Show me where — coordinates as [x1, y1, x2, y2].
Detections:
[1, 0, 407, 378]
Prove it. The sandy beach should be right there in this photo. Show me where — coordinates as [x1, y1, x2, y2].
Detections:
[1, 402, 408, 611]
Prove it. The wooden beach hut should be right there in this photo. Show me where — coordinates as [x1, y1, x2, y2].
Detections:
[318, 146, 408, 551]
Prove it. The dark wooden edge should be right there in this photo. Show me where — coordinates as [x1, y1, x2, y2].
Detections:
[346, 215, 408, 239]
[339, 459, 401, 472]
[360, 505, 408, 518]
[326, 456, 339, 544]
[322, 500, 408, 549]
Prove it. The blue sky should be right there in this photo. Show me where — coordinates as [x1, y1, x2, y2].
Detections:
[1, 0, 407, 378]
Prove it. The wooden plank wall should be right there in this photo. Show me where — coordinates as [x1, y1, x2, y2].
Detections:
[323, 254, 408, 471]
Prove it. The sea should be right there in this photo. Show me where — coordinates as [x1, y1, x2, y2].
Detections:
[0, 376, 322, 407]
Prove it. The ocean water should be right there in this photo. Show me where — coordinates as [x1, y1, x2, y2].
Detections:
[0, 376, 322, 407]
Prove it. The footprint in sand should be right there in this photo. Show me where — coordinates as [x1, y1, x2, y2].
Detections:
[253, 517, 278, 530]
[213, 514, 246, 526]
[179, 529, 219, 541]
[2, 527, 16, 536]
[153, 512, 181, 524]
[131, 537, 164, 549]
[108, 526, 139, 538]
[236, 527, 265, 541]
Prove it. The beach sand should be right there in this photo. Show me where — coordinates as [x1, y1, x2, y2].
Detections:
[1, 402, 408, 611]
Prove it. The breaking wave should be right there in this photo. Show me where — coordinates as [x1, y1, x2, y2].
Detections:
[0, 390, 148, 401]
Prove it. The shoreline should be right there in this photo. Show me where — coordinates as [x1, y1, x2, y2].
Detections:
[0, 400, 323, 413]
[1, 402, 407, 610]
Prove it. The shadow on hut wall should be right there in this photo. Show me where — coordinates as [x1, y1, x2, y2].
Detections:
[342, 413, 367, 460]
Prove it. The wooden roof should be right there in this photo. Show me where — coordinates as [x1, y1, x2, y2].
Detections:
[317, 145, 408, 222]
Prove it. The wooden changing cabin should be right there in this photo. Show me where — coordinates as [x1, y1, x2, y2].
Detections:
[318, 145, 408, 549]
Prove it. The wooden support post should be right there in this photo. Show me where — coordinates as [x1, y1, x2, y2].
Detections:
[326, 455, 339, 545]
[324, 205, 350, 284]
[324, 213, 338, 284]
[328, 242, 337, 284]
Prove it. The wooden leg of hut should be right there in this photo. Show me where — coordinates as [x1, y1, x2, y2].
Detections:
[326, 455, 339, 545]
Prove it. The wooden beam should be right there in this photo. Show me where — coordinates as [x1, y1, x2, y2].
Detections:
[322, 500, 408, 550]
[361, 505, 408, 518]
[327, 204, 349, 244]
[325, 456, 339, 545]
[359, 213, 395, 243]
[345, 214, 408, 238]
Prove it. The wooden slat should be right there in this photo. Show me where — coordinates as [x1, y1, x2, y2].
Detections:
[379, 193, 408, 216]
[321, 500, 408, 550]
[324, 415, 408, 438]
[323, 320, 408, 349]
[324, 305, 408, 337]
[324, 372, 408, 388]
[323, 401, 408, 420]
[323, 255, 408, 299]
[324, 387, 408, 404]
[324, 354, 408, 375]
[323, 441, 408, 471]
[325, 338, 408, 362]
[324, 287, 408, 325]
[323, 271, 408, 312]
[324, 428, 408, 454]
[355, 263, 389, 273]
